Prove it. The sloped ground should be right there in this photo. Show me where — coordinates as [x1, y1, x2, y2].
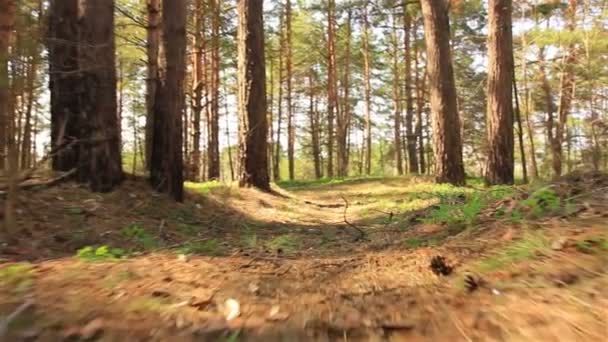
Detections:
[0, 173, 607, 341]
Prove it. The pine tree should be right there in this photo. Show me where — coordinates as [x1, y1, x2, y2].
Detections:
[237, 0, 270, 190]
[420, 0, 465, 185]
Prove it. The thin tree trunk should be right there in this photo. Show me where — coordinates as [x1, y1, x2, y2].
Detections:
[520, 20, 539, 179]
[403, 0, 418, 173]
[337, 8, 352, 177]
[326, 0, 337, 178]
[191, 0, 204, 181]
[237, 0, 270, 190]
[309, 70, 322, 179]
[286, 0, 295, 180]
[20, 48, 39, 169]
[420, 0, 465, 185]
[414, 19, 427, 174]
[145, 0, 161, 170]
[513, 72, 528, 183]
[223, 79, 235, 181]
[208, 0, 221, 180]
[274, 12, 284, 181]
[553, 0, 578, 177]
[391, 11, 404, 176]
[362, 1, 372, 175]
[485, 0, 514, 185]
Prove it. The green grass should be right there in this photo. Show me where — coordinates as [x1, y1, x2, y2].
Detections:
[120, 224, 159, 250]
[0, 263, 36, 295]
[186, 180, 228, 194]
[266, 234, 300, 254]
[76, 245, 126, 262]
[276, 176, 385, 190]
[178, 239, 225, 256]
[476, 231, 550, 273]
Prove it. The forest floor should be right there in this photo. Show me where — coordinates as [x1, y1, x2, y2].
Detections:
[0, 172, 607, 341]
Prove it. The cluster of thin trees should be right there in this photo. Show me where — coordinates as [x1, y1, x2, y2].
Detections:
[0, 0, 605, 204]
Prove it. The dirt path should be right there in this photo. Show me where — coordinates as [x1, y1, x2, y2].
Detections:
[1, 177, 607, 341]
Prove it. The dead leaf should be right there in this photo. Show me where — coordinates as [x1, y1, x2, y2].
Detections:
[266, 305, 289, 321]
[80, 318, 104, 340]
[221, 299, 240, 321]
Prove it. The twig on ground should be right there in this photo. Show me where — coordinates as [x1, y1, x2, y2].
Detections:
[341, 195, 367, 242]
[0, 299, 34, 338]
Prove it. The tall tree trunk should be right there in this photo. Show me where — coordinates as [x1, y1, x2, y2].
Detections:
[145, 0, 161, 170]
[520, 21, 539, 179]
[403, 0, 418, 173]
[191, 0, 204, 181]
[237, 0, 269, 190]
[309, 70, 322, 179]
[267, 47, 275, 179]
[150, 0, 187, 201]
[485, 0, 514, 185]
[273, 12, 284, 181]
[20, 1, 42, 169]
[362, 1, 372, 175]
[538, 46, 554, 173]
[326, 0, 337, 178]
[414, 19, 427, 174]
[553, 0, 578, 177]
[223, 79, 235, 181]
[79, 0, 124, 191]
[1, 0, 16, 233]
[513, 73, 528, 183]
[337, 8, 352, 177]
[48, 0, 81, 172]
[420, 0, 465, 185]
[208, 0, 221, 179]
[286, 0, 295, 180]
[391, 12, 404, 176]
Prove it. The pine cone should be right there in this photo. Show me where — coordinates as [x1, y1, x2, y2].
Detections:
[464, 274, 480, 293]
[430, 256, 453, 276]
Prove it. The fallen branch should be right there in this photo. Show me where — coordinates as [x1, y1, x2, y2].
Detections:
[0, 169, 77, 195]
[341, 195, 367, 242]
[0, 299, 34, 338]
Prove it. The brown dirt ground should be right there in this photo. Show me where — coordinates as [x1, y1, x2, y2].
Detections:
[0, 174, 607, 341]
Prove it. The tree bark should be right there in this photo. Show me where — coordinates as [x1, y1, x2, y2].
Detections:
[237, 0, 270, 190]
[553, 0, 578, 177]
[286, 0, 295, 180]
[0, 0, 15, 234]
[190, 0, 204, 182]
[337, 8, 352, 177]
[145, 0, 161, 170]
[520, 21, 539, 179]
[414, 19, 427, 174]
[420, 0, 465, 185]
[403, 0, 418, 174]
[149, 0, 187, 201]
[325, 0, 337, 178]
[48, 0, 81, 172]
[208, 0, 221, 180]
[362, 1, 372, 175]
[274, 11, 284, 181]
[309, 70, 322, 179]
[485, 0, 514, 185]
[391, 11, 404, 176]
